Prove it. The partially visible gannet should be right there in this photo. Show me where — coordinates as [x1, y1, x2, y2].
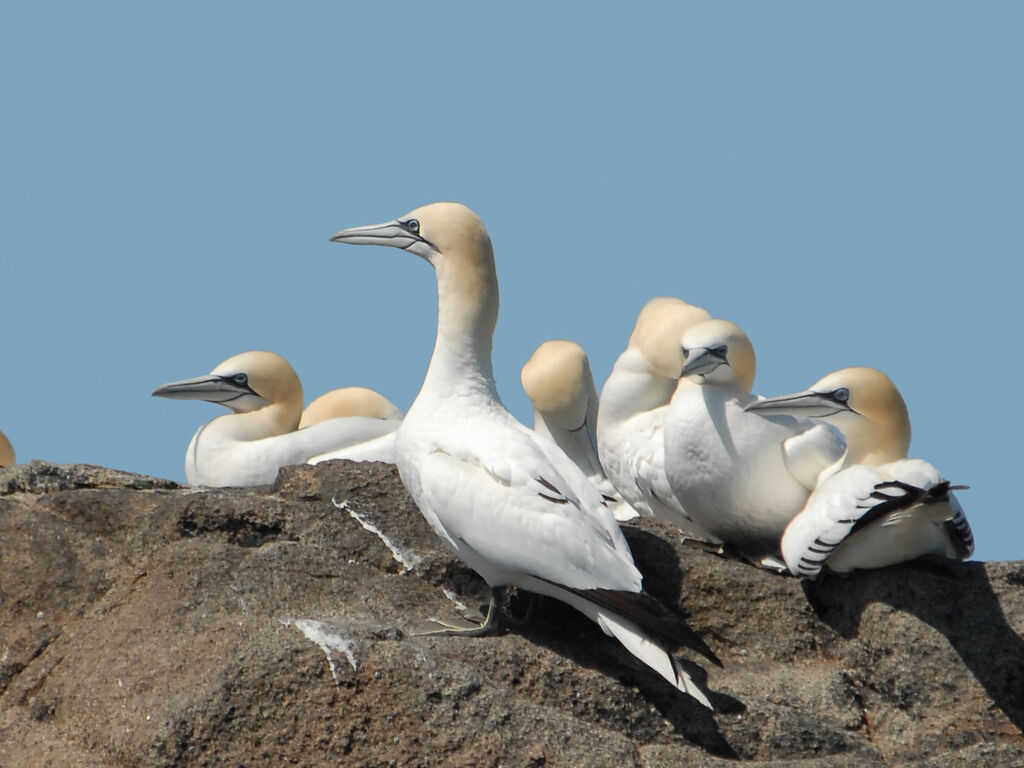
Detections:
[745, 367, 973, 577]
[596, 297, 713, 535]
[0, 429, 14, 467]
[302, 387, 403, 465]
[520, 340, 630, 519]
[663, 320, 846, 558]
[152, 351, 400, 486]
[300, 386, 403, 428]
[330, 202, 720, 707]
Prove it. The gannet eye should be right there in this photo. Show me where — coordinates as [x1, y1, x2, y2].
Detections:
[713, 345, 728, 358]
[833, 387, 850, 403]
[405, 219, 420, 234]
[233, 374, 249, 386]
[680, 346, 690, 359]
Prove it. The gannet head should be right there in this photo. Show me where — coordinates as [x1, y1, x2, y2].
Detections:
[331, 201, 492, 269]
[0, 429, 14, 467]
[627, 297, 712, 380]
[152, 350, 304, 417]
[745, 366, 910, 464]
[331, 202, 498, 342]
[521, 340, 595, 431]
[679, 319, 756, 392]
[299, 386, 403, 429]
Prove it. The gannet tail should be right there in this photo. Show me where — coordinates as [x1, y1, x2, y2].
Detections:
[595, 609, 713, 709]
[543, 582, 719, 709]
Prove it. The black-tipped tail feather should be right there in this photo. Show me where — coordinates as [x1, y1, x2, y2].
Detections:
[555, 583, 721, 668]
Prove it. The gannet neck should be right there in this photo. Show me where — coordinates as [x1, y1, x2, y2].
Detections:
[331, 202, 499, 399]
[521, 340, 592, 431]
[0, 429, 14, 467]
[300, 387, 402, 429]
[679, 319, 756, 395]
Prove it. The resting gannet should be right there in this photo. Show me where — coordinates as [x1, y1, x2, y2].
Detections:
[302, 387, 403, 465]
[520, 340, 631, 519]
[152, 351, 400, 486]
[663, 319, 846, 558]
[331, 202, 720, 707]
[597, 297, 713, 536]
[0, 429, 14, 467]
[300, 386, 402, 428]
[745, 368, 973, 577]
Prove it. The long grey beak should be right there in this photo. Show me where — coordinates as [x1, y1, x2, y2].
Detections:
[680, 349, 726, 378]
[329, 220, 418, 249]
[151, 375, 254, 405]
[744, 390, 851, 417]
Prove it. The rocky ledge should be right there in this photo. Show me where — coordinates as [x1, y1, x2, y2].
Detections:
[0, 460, 1022, 767]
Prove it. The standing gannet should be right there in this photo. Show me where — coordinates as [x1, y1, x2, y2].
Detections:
[745, 368, 973, 577]
[663, 319, 846, 559]
[596, 297, 713, 536]
[330, 202, 720, 707]
[520, 340, 630, 518]
[302, 387, 403, 465]
[0, 429, 14, 467]
[152, 351, 400, 486]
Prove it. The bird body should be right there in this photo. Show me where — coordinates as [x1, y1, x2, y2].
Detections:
[521, 340, 629, 518]
[748, 367, 973, 576]
[153, 351, 398, 486]
[331, 202, 718, 706]
[663, 319, 845, 557]
[597, 297, 713, 535]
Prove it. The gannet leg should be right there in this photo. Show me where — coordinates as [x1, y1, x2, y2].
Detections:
[416, 587, 507, 637]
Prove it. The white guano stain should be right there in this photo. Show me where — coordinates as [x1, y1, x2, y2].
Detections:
[332, 497, 421, 574]
[280, 618, 359, 685]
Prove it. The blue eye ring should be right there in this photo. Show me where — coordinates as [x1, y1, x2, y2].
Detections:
[406, 219, 420, 234]
[233, 373, 249, 386]
[833, 387, 850, 403]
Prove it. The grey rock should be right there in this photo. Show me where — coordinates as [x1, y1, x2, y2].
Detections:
[0, 460, 1021, 767]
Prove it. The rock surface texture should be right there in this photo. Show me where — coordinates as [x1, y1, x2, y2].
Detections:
[0, 460, 1022, 767]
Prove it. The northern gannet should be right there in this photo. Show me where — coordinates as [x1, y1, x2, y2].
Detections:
[745, 367, 973, 577]
[520, 340, 630, 519]
[152, 351, 400, 486]
[300, 386, 402, 428]
[303, 387, 403, 465]
[596, 297, 713, 536]
[330, 202, 720, 707]
[663, 319, 846, 558]
[0, 429, 14, 467]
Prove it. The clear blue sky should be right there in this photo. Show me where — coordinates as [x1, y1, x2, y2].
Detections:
[2, 3, 1021, 561]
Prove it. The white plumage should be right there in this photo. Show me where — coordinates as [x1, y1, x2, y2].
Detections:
[330, 202, 719, 707]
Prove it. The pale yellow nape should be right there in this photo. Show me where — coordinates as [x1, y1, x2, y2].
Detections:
[210, 350, 304, 429]
[520, 340, 589, 417]
[0, 429, 14, 467]
[813, 366, 911, 465]
[300, 387, 402, 428]
[629, 297, 712, 379]
[405, 202, 498, 339]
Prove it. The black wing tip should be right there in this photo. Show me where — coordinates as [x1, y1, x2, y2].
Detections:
[565, 584, 722, 668]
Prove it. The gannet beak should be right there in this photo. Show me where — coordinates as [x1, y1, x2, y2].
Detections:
[151, 375, 258, 405]
[680, 348, 727, 378]
[744, 390, 854, 417]
[330, 220, 416, 248]
[330, 216, 439, 261]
